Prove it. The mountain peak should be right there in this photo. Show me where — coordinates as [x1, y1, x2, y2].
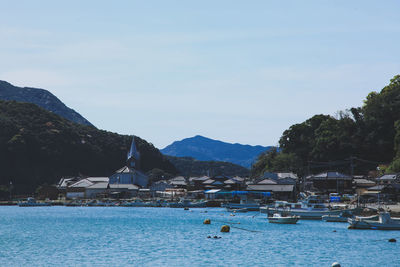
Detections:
[161, 135, 274, 168]
[0, 80, 93, 127]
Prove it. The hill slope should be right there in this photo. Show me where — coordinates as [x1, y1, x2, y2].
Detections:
[0, 100, 177, 193]
[161, 135, 273, 168]
[0, 80, 93, 126]
[166, 156, 250, 177]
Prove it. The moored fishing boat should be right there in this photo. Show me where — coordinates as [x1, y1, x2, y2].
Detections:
[168, 199, 207, 208]
[18, 197, 51, 207]
[222, 199, 260, 211]
[322, 210, 354, 222]
[348, 212, 400, 230]
[261, 197, 352, 220]
[268, 213, 299, 224]
[120, 199, 152, 207]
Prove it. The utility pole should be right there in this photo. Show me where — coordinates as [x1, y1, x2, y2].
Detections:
[350, 156, 354, 177]
[9, 181, 13, 201]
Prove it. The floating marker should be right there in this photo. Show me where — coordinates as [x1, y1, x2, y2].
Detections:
[220, 225, 230, 232]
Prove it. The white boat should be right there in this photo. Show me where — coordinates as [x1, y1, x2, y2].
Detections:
[261, 197, 350, 220]
[322, 211, 354, 222]
[222, 200, 260, 211]
[348, 212, 400, 230]
[268, 213, 299, 224]
[18, 197, 51, 207]
[86, 200, 117, 207]
[120, 200, 152, 207]
[168, 199, 206, 208]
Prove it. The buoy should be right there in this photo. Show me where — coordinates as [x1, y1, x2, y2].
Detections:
[333, 230, 337, 232]
[207, 236, 211, 238]
[220, 225, 230, 233]
[203, 219, 211, 224]
[389, 238, 397, 243]
[331, 262, 341, 267]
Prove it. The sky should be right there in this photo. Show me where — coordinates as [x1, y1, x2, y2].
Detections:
[0, 1, 399, 149]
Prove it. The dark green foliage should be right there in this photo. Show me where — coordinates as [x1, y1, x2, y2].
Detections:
[251, 148, 301, 177]
[252, 75, 400, 177]
[0, 100, 177, 193]
[146, 168, 174, 185]
[166, 156, 250, 177]
[388, 120, 400, 172]
[0, 80, 93, 126]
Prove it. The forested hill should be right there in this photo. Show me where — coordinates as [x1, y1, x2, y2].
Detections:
[0, 100, 177, 193]
[161, 135, 273, 168]
[0, 80, 93, 126]
[166, 156, 250, 177]
[251, 75, 400, 177]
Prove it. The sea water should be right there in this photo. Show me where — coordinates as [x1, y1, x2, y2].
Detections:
[0, 206, 399, 266]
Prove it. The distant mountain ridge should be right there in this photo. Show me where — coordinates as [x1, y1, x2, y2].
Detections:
[161, 135, 274, 168]
[0, 80, 93, 126]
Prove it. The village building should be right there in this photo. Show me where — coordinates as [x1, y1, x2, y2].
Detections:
[362, 183, 400, 202]
[168, 176, 187, 189]
[353, 178, 376, 195]
[189, 176, 210, 190]
[109, 137, 148, 187]
[305, 171, 353, 194]
[375, 174, 400, 185]
[63, 177, 109, 199]
[58, 137, 147, 199]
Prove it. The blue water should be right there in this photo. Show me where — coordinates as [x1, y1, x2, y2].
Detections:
[0, 207, 399, 266]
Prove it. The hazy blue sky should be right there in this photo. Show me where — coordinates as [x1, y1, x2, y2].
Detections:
[1, 1, 399, 148]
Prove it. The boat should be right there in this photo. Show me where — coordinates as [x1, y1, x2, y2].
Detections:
[268, 213, 299, 224]
[18, 197, 51, 207]
[261, 197, 352, 220]
[348, 212, 400, 230]
[222, 200, 260, 211]
[354, 214, 379, 221]
[64, 200, 83, 207]
[86, 200, 117, 207]
[120, 199, 152, 207]
[168, 199, 207, 208]
[322, 210, 354, 222]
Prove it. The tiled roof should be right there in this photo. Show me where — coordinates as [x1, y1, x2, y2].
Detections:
[247, 184, 294, 192]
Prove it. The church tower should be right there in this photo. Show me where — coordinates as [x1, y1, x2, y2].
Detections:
[127, 137, 140, 169]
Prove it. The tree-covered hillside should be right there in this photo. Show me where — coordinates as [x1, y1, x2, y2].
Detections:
[0, 80, 93, 126]
[0, 100, 177, 193]
[252, 75, 400, 177]
[166, 156, 250, 177]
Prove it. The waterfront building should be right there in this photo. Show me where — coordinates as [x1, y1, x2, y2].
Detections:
[375, 173, 400, 185]
[189, 176, 210, 190]
[305, 171, 353, 194]
[246, 184, 295, 201]
[168, 176, 187, 189]
[64, 177, 109, 199]
[362, 183, 400, 202]
[109, 137, 149, 187]
[353, 178, 376, 195]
